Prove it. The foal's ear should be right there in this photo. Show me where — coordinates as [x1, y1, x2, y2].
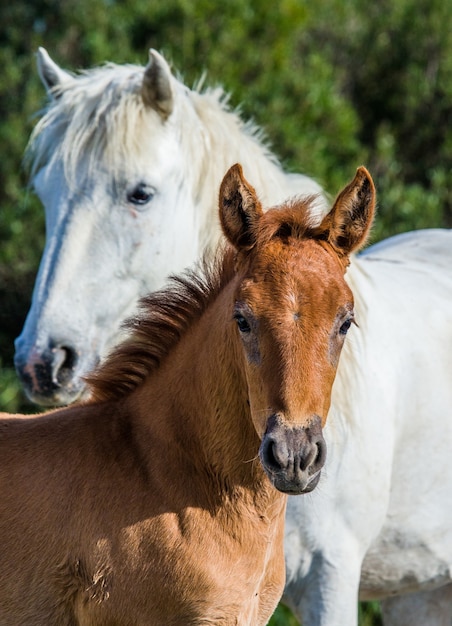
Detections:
[219, 164, 263, 251]
[316, 166, 376, 257]
[142, 49, 174, 119]
[37, 47, 73, 97]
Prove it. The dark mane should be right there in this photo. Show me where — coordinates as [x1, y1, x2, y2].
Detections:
[86, 247, 236, 402]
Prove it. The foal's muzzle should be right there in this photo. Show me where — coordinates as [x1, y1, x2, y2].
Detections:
[259, 414, 326, 494]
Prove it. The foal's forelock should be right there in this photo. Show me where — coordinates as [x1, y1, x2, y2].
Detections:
[253, 198, 323, 246]
[26, 65, 166, 187]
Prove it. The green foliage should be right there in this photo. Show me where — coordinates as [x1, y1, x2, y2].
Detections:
[269, 603, 300, 626]
[1, 1, 451, 620]
[267, 599, 383, 624]
[359, 602, 383, 626]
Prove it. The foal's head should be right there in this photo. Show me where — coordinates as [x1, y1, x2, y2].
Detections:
[219, 164, 375, 494]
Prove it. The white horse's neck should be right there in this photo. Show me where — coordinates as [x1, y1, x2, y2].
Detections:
[323, 255, 374, 446]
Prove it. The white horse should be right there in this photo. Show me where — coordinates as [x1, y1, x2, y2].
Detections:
[16, 49, 452, 626]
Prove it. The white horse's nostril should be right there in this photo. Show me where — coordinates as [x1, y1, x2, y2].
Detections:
[51, 345, 77, 386]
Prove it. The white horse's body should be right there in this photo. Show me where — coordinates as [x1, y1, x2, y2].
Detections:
[16, 50, 452, 625]
[285, 228, 452, 625]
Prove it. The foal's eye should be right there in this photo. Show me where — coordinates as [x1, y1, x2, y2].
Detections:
[127, 183, 156, 206]
[234, 314, 251, 334]
[339, 318, 353, 335]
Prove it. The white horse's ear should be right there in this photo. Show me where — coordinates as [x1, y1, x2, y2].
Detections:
[316, 166, 376, 258]
[141, 49, 174, 120]
[219, 164, 263, 251]
[37, 47, 73, 97]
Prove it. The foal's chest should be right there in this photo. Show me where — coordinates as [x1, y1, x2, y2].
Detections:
[100, 509, 286, 625]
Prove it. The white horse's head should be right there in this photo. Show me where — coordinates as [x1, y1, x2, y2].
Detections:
[15, 48, 326, 406]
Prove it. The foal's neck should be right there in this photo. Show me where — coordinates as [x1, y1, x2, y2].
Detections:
[132, 278, 273, 505]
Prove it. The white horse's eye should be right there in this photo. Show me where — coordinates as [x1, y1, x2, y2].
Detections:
[127, 183, 156, 207]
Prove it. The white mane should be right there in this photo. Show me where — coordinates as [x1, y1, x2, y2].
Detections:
[26, 58, 325, 231]
[28, 64, 139, 183]
[27, 62, 276, 192]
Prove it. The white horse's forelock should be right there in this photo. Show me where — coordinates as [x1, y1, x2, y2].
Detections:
[26, 63, 155, 187]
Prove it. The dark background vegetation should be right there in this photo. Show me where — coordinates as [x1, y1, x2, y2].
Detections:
[1, 1, 451, 623]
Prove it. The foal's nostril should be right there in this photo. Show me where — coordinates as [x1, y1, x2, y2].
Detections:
[299, 438, 327, 473]
[266, 441, 279, 469]
[261, 437, 288, 471]
[314, 439, 327, 469]
[262, 438, 277, 470]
